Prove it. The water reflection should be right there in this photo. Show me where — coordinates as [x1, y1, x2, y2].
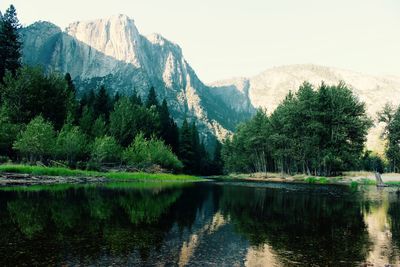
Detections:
[0, 182, 399, 266]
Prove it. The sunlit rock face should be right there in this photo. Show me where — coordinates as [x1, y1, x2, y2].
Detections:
[213, 64, 400, 152]
[20, 15, 255, 145]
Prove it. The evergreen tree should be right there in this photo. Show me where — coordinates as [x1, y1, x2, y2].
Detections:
[130, 88, 142, 106]
[0, 5, 22, 82]
[0, 66, 69, 129]
[93, 85, 110, 119]
[64, 73, 78, 122]
[179, 119, 194, 173]
[79, 106, 95, 136]
[159, 99, 179, 152]
[92, 116, 108, 138]
[190, 121, 201, 173]
[146, 87, 158, 108]
[211, 140, 223, 175]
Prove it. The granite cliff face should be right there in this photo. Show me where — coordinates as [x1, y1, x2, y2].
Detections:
[213, 64, 400, 152]
[20, 15, 255, 144]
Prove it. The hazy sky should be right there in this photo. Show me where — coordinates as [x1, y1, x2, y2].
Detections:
[1, 0, 399, 82]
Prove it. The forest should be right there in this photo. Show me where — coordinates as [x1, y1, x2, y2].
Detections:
[222, 81, 394, 176]
[0, 5, 222, 175]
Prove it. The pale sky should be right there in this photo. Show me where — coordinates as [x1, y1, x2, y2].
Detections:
[1, 0, 399, 82]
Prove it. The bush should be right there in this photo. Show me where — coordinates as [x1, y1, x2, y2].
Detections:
[123, 133, 183, 171]
[13, 116, 56, 162]
[90, 136, 121, 165]
[55, 124, 87, 165]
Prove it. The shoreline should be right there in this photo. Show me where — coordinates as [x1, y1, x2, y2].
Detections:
[0, 164, 201, 186]
[208, 172, 400, 186]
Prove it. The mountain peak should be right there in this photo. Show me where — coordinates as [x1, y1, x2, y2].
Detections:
[65, 14, 142, 66]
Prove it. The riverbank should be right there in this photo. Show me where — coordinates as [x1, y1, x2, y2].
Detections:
[0, 164, 201, 186]
[212, 171, 400, 186]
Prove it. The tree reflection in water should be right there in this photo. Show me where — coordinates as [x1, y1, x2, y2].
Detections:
[0, 182, 399, 266]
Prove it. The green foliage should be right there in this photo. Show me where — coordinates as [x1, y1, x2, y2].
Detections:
[55, 124, 87, 165]
[0, 66, 70, 129]
[0, 107, 22, 156]
[79, 106, 95, 135]
[123, 133, 183, 170]
[90, 136, 122, 165]
[109, 97, 160, 146]
[378, 104, 400, 172]
[303, 177, 329, 184]
[222, 82, 372, 176]
[13, 116, 56, 162]
[145, 87, 158, 108]
[92, 115, 108, 137]
[93, 85, 111, 118]
[360, 150, 385, 173]
[0, 4, 22, 81]
[159, 99, 179, 153]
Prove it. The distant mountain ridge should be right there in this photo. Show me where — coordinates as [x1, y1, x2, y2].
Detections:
[20, 15, 400, 152]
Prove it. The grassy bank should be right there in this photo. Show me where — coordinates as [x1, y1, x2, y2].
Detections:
[219, 171, 400, 186]
[0, 164, 200, 181]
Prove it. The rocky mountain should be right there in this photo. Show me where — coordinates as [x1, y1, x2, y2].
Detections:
[213, 64, 400, 152]
[20, 15, 255, 145]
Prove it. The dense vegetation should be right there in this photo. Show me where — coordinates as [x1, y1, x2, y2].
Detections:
[0, 5, 222, 175]
[222, 82, 377, 176]
[377, 103, 400, 172]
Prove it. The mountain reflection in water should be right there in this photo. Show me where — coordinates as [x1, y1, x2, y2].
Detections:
[0, 181, 399, 266]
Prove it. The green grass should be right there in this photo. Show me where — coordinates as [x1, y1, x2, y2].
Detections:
[0, 164, 200, 181]
[385, 181, 400, 186]
[358, 178, 377, 185]
[303, 176, 330, 184]
[104, 171, 199, 181]
[0, 164, 100, 177]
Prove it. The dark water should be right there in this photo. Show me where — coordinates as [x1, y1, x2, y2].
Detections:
[0, 181, 400, 266]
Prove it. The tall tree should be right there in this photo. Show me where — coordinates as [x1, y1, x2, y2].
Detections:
[0, 66, 69, 129]
[0, 5, 22, 82]
[179, 119, 194, 173]
[159, 99, 179, 152]
[93, 85, 111, 119]
[146, 87, 159, 108]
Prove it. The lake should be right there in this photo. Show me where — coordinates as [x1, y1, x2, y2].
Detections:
[0, 180, 399, 266]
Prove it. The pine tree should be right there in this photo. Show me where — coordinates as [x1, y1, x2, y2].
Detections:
[130, 88, 142, 106]
[146, 87, 158, 108]
[211, 140, 223, 175]
[179, 119, 194, 173]
[0, 5, 22, 82]
[159, 99, 179, 152]
[64, 73, 78, 122]
[93, 85, 110, 118]
[190, 121, 201, 173]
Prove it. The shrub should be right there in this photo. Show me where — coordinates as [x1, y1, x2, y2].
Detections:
[13, 116, 56, 162]
[123, 133, 183, 171]
[90, 136, 121, 165]
[55, 124, 87, 165]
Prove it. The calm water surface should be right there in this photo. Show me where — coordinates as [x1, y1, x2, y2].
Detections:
[0, 180, 400, 266]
